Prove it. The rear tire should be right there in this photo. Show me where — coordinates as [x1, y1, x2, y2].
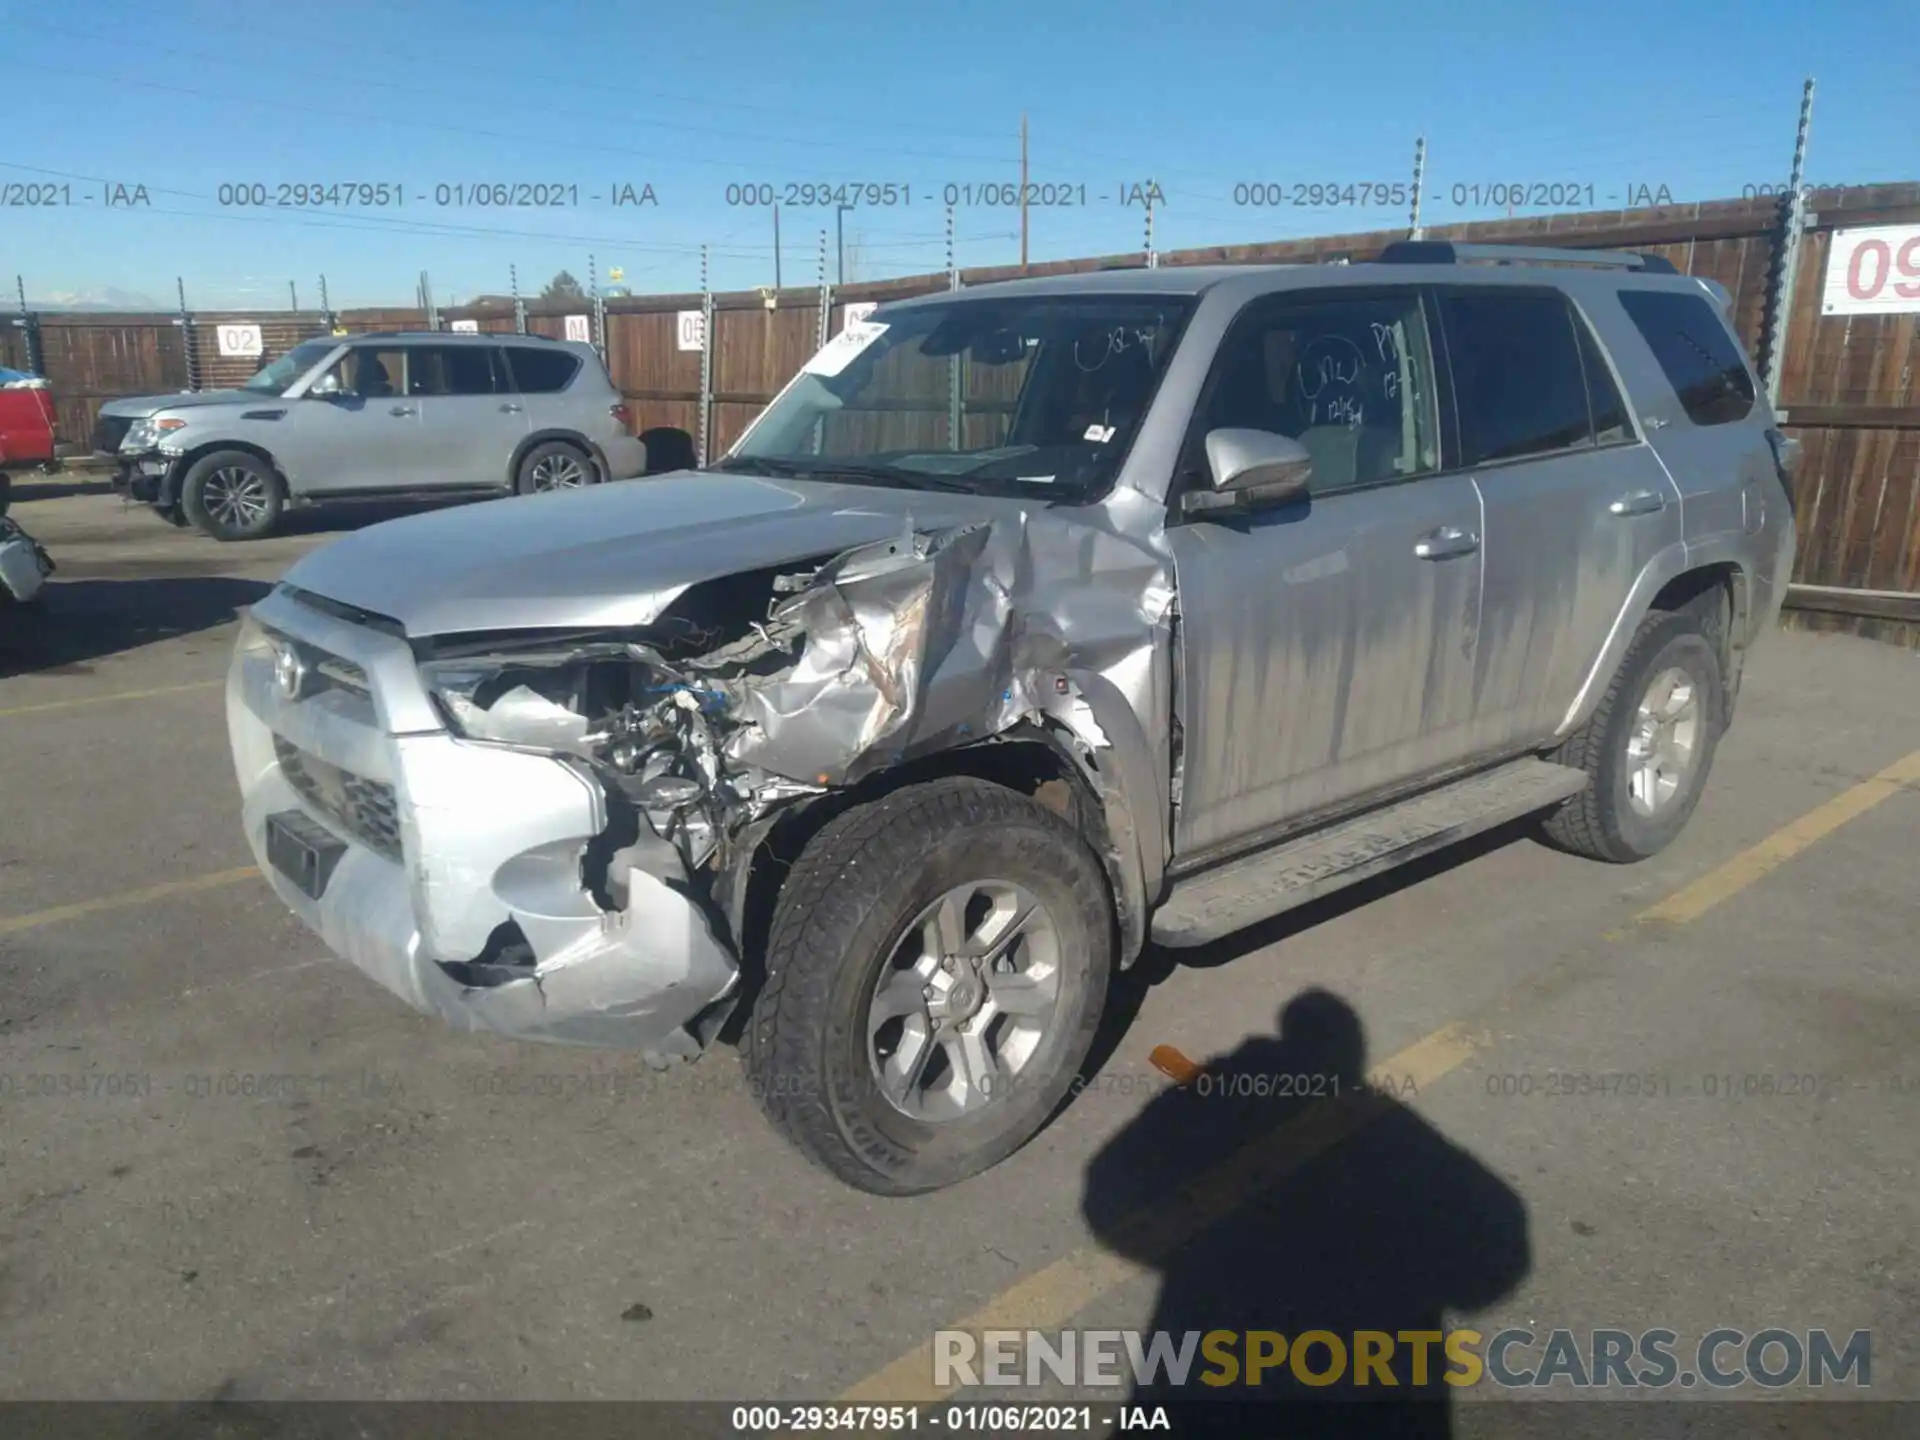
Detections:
[1541, 611, 1725, 863]
[514, 440, 595, 494]
[180, 450, 283, 540]
[746, 778, 1114, 1195]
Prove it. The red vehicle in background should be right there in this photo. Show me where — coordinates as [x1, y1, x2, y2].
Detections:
[0, 366, 58, 477]
[0, 367, 58, 610]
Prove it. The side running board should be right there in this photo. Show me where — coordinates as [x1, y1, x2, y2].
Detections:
[1151, 758, 1590, 948]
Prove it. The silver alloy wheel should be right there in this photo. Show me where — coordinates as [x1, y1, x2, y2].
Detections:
[530, 451, 589, 489]
[202, 466, 271, 529]
[1625, 665, 1701, 817]
[866, 880, 1064, 1122]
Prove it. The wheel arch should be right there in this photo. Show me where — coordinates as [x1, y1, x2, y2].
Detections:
[1559, 547, 1749, 738]
[161, 439, 285, 508]
[508, 430, 606, 487]
[716, 722, 1146, 1043]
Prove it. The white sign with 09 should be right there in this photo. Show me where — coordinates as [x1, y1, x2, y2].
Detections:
[1821, 225, 1920, 315]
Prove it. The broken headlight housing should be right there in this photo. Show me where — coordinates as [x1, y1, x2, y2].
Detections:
[419, 644, 732, 867]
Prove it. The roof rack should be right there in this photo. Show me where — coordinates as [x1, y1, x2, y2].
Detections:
[339, 329, 559, 340]
[1370, 241, 1678, 274]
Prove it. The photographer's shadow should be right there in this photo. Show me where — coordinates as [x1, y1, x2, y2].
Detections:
[1082, 989, 1532, 1438]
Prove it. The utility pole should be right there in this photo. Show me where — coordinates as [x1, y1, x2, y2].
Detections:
[773, 204, 783, 292]
[1763, 76, 1817, 409]
[1409, 136, 1427, 239]
[1144, 179, 1157, 268]
[289, 280, 299, 312]
[835, 204, 851, 284]
[1019, 113, 1030, 269]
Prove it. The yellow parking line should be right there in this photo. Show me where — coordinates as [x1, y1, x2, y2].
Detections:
[840, 1024, 1479, 1405]
[1633, 748, 1920, 926]
[0, 679, 222, 718]
[0, 866, 259, 937]
[837, 747, 1920, 1405]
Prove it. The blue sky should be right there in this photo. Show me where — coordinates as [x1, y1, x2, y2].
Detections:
[2, 0, 1913, 308]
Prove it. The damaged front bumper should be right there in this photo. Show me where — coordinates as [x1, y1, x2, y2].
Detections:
[0, 517, 55, 604]
[228, 587, 740, 1063]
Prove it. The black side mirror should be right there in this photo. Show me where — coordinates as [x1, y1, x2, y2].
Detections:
[1180, 428, 1314, 517]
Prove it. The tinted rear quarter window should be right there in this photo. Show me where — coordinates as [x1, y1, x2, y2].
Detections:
[1617, 289, 1756, 426]
[1440, 289, 1594, 464]
[504, 346, 583, 394]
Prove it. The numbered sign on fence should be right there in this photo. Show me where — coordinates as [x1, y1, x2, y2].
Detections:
[677, 310, 706, 351]
[842, 302, 878, 332]
[215, 323, 263, 358]
[564, 314, 592, 343]
[1822, 226, 1920, 315]
[449, 319, 480, 333]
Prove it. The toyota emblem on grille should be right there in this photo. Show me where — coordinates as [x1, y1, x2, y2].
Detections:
[272, 640, 310, 700]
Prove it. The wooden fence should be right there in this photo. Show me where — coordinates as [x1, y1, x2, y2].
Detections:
[7, 184, 1918, 636]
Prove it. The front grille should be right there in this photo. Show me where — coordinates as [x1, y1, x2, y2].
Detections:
[259, 623, 371, 704]
[273, 735, 402, 860]
[92, 415, 133, 453]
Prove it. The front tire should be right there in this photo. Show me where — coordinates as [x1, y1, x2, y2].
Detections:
[514, 440, 595, 494]
[180, 451, 283, 540]
[1542, 610, 1725, 863]
[746, 778, 1114, 1195]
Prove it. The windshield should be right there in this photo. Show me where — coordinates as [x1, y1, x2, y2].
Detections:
[242, 339, 339, 394]
[725, 294, 1193, 499]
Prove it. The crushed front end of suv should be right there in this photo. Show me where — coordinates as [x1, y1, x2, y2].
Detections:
[229, 254, 1795, 1194]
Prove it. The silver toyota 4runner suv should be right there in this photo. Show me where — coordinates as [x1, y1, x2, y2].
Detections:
[227, 243, 1797, 1194]
[97, 332, 647, 540]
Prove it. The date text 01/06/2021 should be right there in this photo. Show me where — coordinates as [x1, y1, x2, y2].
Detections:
[726, 1403, 1172, 1432]
[208, 181, 659, 208]
[720, 182, 1167, 208]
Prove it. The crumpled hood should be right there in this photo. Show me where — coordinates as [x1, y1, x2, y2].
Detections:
[279, 470, 1028, 638]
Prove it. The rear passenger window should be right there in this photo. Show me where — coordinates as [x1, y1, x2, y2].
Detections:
[1573, 315, 1632, 444]
[503, 346, 582, 394]
[1617, 289, 1756, 426]
[1440, 290, 1594, 464]
[436, 346, 500, 396]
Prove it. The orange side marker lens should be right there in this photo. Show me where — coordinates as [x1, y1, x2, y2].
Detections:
[1148, 1044, 1203, 1087]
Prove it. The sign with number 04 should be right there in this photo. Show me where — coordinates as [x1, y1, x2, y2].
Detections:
[1821, 225, 1920, 315]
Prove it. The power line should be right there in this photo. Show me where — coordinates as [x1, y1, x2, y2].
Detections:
[17, 37, 1019, 170]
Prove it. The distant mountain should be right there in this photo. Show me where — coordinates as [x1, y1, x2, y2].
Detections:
[31, 286, 169, 312]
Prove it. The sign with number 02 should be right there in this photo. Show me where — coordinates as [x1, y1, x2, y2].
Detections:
[1821, 225, 1920, 315]
[215, 323, 263, 358]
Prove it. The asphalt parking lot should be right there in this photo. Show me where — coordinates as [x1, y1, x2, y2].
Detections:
[2, 474, 1918, 1425]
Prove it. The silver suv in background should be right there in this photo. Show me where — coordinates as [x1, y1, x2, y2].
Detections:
[227, 244, 1796, 1194]
[95, 333, 648, 539]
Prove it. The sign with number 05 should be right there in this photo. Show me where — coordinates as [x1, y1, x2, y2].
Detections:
[1821, 225, 1920, 315]
[677, 310, 706, 351]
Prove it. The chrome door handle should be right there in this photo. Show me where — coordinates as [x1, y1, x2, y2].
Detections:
[389, 404, 416, 417]
[1414, 525, 1479, 560]
[498, 402, 523, 413]
[1609, 489, 1666, 516]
